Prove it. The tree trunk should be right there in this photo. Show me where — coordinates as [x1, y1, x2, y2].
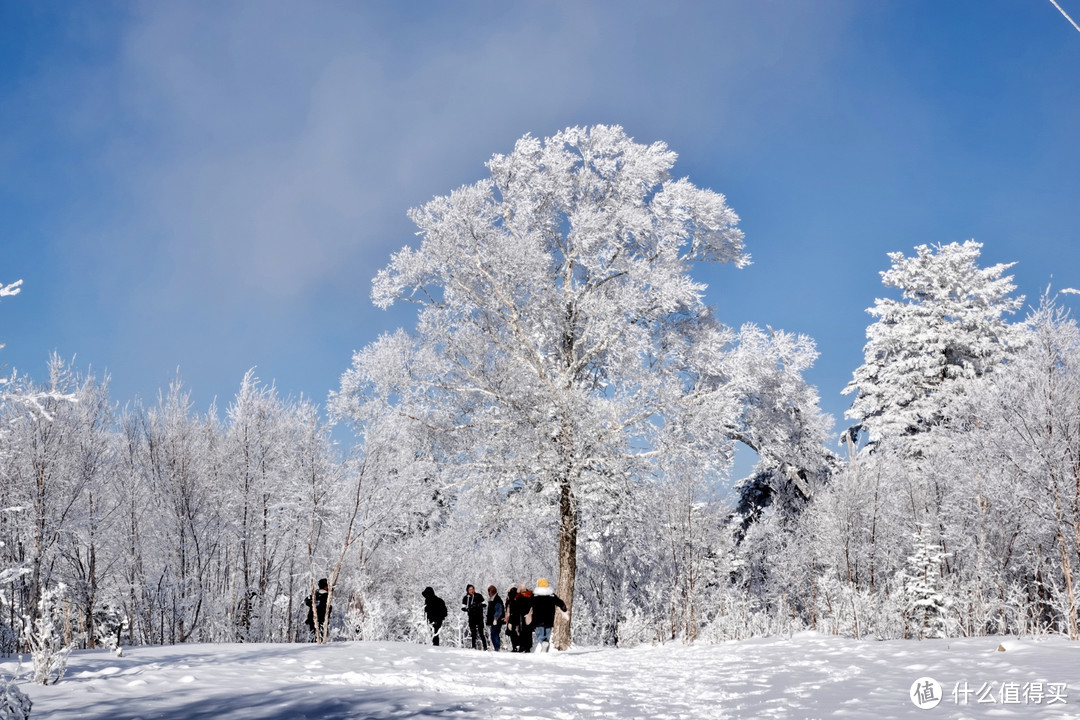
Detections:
[552, 476, 577, 650]
[1057, 532, 1079, 640]
[86, 500, 98, 649]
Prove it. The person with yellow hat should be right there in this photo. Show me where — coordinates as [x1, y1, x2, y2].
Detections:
[529, 577, 566, 652]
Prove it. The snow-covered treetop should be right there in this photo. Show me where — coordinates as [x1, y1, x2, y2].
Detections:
[372, 124, 747, 316]
[844, 240, 1024, 450]
[334, 125, 757, 498]
[878, 240, 1020, 316]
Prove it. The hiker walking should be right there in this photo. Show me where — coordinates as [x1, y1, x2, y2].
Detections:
[529, 578, 566, 652]
[422, 587, 448, 646]
[304, 578, 332, 641]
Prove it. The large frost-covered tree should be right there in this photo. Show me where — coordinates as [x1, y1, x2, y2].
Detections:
[333, 125, 830, 648]
[844, 241, 1023, 451]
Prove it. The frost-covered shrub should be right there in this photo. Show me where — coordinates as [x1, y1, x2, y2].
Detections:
[339, 606, 364, 642]
[92, 602, 128, 657]
[0, 675, 30, 720]
[23, 585, 73, 685]
[0, 626, 18, 658]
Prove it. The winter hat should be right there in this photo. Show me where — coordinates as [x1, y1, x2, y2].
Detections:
[537, 578, 550, 588]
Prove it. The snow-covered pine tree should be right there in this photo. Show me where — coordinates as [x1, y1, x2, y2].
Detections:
[903, 530, 950, 639]
[844, 241, 1023, 453]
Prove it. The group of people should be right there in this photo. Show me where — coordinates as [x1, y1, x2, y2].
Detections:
[421, 578, 567, 652]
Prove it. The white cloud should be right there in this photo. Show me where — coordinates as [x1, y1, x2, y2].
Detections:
[73, 1, 847, 304]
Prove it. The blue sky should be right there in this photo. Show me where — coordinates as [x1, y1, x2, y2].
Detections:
[1, 1, 1078, 456]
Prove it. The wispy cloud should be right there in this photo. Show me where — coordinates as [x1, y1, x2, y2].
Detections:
[7, 0, 854, 405]
[68, 1, 847, 305]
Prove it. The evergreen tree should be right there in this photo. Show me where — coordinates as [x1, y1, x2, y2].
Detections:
[844, 241, 1023, 452]
[903, 531, 950, 639]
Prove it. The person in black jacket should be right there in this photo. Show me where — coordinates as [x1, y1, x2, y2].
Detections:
[486, 585, 505, 651]
[461, 584, 487, 650]
[529, 577, 566, 652]
[421, 587, 448, 646]
[304, 578, 331, 641]
[512, 587, 533, 653]
[504, 587, 520, 652]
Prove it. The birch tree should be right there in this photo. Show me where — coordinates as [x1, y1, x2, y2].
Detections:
[334, 125, 833, 648]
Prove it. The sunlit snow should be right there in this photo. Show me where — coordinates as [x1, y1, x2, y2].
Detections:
[12, 633, 1079, 719]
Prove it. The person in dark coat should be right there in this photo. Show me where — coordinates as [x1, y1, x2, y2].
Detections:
[461, 584, 487, 650]
[304, 578, 332, 641]
[486, 585, 505, 652]
[422, 587, 448, 646]
[514, 587, 533, 653]
[529, 577, 566, 652]
[504, 587, 520, 652]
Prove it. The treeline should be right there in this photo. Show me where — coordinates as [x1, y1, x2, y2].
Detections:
[0, 365, 381, 649]
[0, 356, 732, 649]
[2, 278, 1079, 651]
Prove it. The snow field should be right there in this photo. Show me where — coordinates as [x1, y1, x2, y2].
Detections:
[8, 632, 1080, 719]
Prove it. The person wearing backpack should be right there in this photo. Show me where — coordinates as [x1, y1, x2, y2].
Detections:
[422, 587, 448, 646]
[304, 578, 332, 641]
[529, 578, 566, 652]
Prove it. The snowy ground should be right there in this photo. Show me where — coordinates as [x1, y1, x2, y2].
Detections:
[8, 633, 1079, 719]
